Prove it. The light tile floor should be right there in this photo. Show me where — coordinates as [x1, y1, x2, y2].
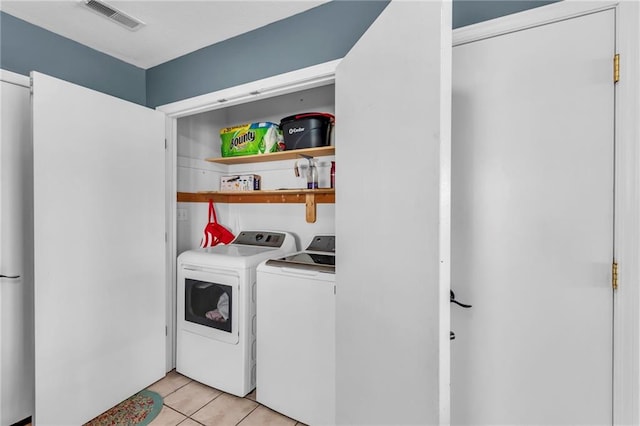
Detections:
[146, 370, 306, 426]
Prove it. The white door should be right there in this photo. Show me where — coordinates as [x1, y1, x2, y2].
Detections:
[0, 72, 34, 425]
[335, 1, 451, 424]
[451, 9, 614, 425]
[31, 72, 166, 425]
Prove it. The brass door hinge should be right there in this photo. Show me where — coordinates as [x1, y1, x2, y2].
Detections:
[614, 54, 620, 83]
[612, 261, 618, 290]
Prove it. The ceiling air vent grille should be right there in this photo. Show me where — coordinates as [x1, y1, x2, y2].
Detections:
[82, 0, 145, 31]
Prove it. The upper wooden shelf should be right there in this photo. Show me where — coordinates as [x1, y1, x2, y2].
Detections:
[205, 146, 335, 165]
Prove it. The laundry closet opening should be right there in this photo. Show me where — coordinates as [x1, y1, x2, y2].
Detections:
[175, 83, 336, 256]
[163, 65, 341, 373]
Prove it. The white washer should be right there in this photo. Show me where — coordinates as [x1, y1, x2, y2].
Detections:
[256, 235, 336, 426]
[177, 230, 296, 397]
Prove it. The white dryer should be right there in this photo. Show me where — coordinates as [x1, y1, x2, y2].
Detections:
[256, 235, 336, 426]
[177, 231, 296, 397]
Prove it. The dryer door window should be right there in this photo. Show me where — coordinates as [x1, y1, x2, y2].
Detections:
[185, 278, 233, 333]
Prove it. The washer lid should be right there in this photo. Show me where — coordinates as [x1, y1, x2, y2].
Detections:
[265, 251, 335, 274]
[279, 252, 335, 266]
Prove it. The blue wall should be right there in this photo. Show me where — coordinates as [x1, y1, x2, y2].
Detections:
[1, 1, 558, 108]
[145, 1, 388, 107]
[146, 0, 557, 107]
[453, 0, 557, 28]
[0, 11, 146, 105]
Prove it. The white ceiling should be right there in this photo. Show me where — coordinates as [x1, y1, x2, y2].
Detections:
[0, 0, 329, 69]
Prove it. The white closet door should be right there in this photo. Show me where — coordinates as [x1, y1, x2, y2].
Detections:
[335, 1, 451, 424]
[451, 9, 615, 425]
[31, 72, 166, 426]
[1, 73, 33, 426]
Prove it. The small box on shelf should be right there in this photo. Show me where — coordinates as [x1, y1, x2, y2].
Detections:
[220, 174, 261, 191]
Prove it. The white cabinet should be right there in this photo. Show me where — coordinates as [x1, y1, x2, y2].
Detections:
[172, 80, 338, 253]
[0, 71, 34, 426]
[1, 69, 167, 426]
[31, 72, 166, 426]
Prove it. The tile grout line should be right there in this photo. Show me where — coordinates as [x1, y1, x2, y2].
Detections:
[170, 391, 223, 419]
[233, 403, 260, 426]
[182, 416, 206, 426]
[185, 391, 259, 425]
[160, 378, 193, 399]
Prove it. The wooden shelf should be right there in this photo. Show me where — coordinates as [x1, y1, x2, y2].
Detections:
[205, 146, 335, 165]
[192, 148, 336, 222]
[177, 189, 335, 223]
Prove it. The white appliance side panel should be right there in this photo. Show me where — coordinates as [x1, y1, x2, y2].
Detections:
[335, 1, 451, 425]
[31, 72, 166, 426]
[450, 9, 614, 425]
[256, 269, 335, 426]
[0, 77, 34, 425]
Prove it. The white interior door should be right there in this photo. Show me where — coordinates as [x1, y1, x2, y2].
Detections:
[0, 72, 34, 426]
[451, 9, 615, 425]
[31, 72, 166, 425]
[335, 1, 451, 424]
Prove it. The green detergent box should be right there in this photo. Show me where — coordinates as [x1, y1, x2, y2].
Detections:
[220, 122, 282, 157]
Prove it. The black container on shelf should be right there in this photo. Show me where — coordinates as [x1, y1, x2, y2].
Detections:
[280, 112, 334, 150]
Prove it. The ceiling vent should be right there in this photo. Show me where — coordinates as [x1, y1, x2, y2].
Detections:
[81, 0, 145, 31]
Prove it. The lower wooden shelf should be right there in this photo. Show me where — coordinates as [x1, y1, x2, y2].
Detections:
[177, 189, 335, 223]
